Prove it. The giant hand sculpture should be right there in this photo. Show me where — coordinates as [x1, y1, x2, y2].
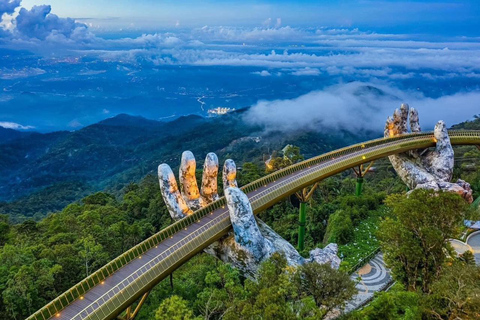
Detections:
[158, 151, 340, 277]
[385, 104, 473, 203]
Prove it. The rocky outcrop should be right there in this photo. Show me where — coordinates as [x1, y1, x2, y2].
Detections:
[158, 152, 341, 277]
[308, 244, 341, 269]
[385, 104, 473, 203]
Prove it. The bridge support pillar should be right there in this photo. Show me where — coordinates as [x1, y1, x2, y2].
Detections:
[118, 290, 150, 320]
[298, 202, 307, 251]
[295, 183, 318, 251]
[355, 177, 364, 197]
[352, 162, 374, 197]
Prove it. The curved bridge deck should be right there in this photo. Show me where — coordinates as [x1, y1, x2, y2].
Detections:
[28, 130, 480, 320]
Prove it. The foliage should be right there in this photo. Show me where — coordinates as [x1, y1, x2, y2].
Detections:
[154, 296, 198, 320]
[237, 162, 264, 186]
[138, 253, 354, 320]
[346, 283, 422, 320]
[0, 175, 171, 319]
[348, 261, 480, 320]
[338, 209, 384, 270]
[324, 210, 354, 245]
[378, 189, 467, 292]
[423, 261, 480, 319]
[265, 145, 304, 173]
[0, 113, 374, 222]
[295, 262, 357, 313]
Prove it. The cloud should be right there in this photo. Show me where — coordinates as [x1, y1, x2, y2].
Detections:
[244, 82, 480, 133]
[291, 67, 320, 76]
[0, 121, 35, 130]
[252, 70, 271, 76]
[0, 67, 45, 79]
[1, 4, 479, 85]
[275, 18, 282, 28]
[15, 5, 91, 41]
[68, 119, 83, 128]
[0, 0, 20, 15]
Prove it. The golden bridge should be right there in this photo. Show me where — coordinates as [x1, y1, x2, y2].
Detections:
[28, 130, 480, 320]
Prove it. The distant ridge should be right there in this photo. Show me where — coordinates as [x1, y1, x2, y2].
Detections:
[0, 127, 35, 144]
[98, 114, 163, 127]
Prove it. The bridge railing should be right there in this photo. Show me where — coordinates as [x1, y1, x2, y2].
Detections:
[28, 196, 227, 320]
[241, 130, 479, 195]
[28, 130, 480, 320]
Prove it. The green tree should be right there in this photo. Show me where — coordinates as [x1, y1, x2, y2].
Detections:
[324, 210, 354, 245]
[295, 262, 357, 313]
[155, 295, 197, 320]
[2, 259, 61, 320]
[347, 284, 422, 320]
[378, 189, 467, 292]
[424, 262, 480, 319]
[78, 235, 109, 277]
[266, 145, 304, 173]
[237, 162, 263, 186]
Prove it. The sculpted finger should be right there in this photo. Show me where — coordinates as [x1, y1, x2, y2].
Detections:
[409, 107, 421, 133]
[158, 164, 193, 220]
[179, 151, 205, 210]
[201, 152, 219, 204]
[423, 121, 454, 182]
[225, 187, 269, 260]
[384, 116, 394, 138]
[392, 103, 409, 135]
[223, 159, 238, 189]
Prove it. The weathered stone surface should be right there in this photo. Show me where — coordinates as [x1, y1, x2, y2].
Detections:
[385, 104, 473, 203]
[223, 159, 238, 188]
[158, 152, 341, 277]
[179, 151, 205, 210]
[308, 243, 341, 269]
[225, 187, 275, 262]
[201, 153, 219, 204]
[158, 164, 192, 220]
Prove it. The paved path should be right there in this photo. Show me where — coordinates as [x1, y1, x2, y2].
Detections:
[344, 253, 392, 312]
[466, 232, 480, 265]
[450, 239, 473, 255]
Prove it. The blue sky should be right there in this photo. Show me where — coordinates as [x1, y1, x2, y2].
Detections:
[18, 0, 480, 35]
[1, 0, 480, 132]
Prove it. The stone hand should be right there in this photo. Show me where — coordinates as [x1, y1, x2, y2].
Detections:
[158, 151, 340, 276]
[385, 104, 473, 202]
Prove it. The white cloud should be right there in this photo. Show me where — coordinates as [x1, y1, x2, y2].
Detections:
[244, 81, 480, 133]
[68, 119, 83, 128]
[252, 70, 271, 76]
[291, 67, 320, 76]
[275, 18, 282, 28]
[0, 67, 45, 79]
[0, 0, 21, 16]
[1, 4, 480, 84]
[0, 121, 35, 130]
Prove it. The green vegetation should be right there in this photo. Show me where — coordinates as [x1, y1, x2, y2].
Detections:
[0, 112, 374, 223]
[139, 253, 355, 320]
[346, 189, 480, 320]
[379, 190, 467, 292]
[1, 116, 479, 319]
[0, 176, 170, 319]
[337, 209, 384, 270]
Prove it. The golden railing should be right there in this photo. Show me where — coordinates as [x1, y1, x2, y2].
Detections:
[27, 130, 480, 320]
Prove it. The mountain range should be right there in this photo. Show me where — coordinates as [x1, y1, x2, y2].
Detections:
[0, 108, 380, 222]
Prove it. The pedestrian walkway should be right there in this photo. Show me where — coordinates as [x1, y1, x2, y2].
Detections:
[466, 231, 480, 265]
[344, 252, 392, 312]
